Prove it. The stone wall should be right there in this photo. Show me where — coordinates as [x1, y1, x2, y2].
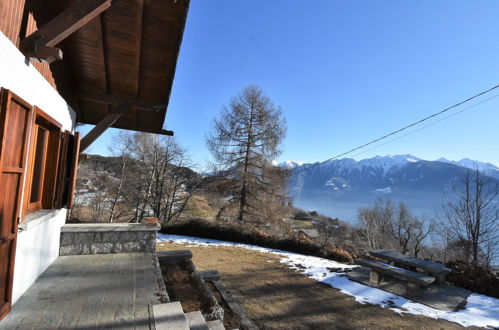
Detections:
[60, 223, 160, 255]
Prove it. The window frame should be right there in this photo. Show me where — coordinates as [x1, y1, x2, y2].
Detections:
[24, 107, 62, 215]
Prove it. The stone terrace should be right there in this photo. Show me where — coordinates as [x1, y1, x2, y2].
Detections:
[0, 253, 159, 329]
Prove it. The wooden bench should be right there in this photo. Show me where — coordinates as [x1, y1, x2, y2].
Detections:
[369, 249, 451, 284]
[356, 258, 435, 294]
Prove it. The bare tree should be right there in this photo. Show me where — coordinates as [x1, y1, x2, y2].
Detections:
[125, 133, 198, 225]
[358, 198, 396, 250]
[411, 217, 434, 258]
[442, 169, 498, 266]
[316, 215, 337, 252]
[391, 204, 434, 257]
[206, 85, 287, 224]
[392, 203, 414, 255]
[107, 132, 132, 223]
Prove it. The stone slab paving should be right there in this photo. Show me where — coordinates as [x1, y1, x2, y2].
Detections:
[0, 253, 160, 330]
[346, 267, 470, 311]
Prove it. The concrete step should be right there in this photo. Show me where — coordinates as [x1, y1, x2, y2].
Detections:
[185, 311, 210, 330]
[157, 249, 193, 263]
[153, 302, 189, 330]
[206, 319, 226, 330]
[199, 269, 221, 282]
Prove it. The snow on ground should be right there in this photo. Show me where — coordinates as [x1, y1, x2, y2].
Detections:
[157, 234, 499, 329]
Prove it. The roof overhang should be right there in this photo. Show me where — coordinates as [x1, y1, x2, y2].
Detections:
[37, 0, 190, 134]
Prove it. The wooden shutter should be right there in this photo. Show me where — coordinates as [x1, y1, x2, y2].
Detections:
[0, 89, 33, 320]
[54, 131, 70, 209]
[66, 132, 80, 209]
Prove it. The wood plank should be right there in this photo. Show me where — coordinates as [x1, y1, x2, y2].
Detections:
[356, 258, 435, 286]
[134, 0, 145, 129]
[66, 132, 80, 209]
[369, 250, 451, 274]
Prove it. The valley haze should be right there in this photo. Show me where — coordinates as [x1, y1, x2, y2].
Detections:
[282, 155, 499, 224]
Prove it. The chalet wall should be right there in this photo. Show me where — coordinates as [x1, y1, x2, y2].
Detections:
[0, 32, 76, 305]
[0, 32, 75, 131]
[11, 210, 67, 304]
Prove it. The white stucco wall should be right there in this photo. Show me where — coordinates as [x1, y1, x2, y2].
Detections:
[0, 32, 77, 305]
[12, 210, 67, 304]
[0, 33, 75, 131]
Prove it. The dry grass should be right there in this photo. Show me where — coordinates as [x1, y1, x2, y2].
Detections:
[180, 194, 216, 220]
[289, 219, 315, 229]
[157, 242, 475, 330]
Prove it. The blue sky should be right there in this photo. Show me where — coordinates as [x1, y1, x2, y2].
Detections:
[80, 0, 499, 169]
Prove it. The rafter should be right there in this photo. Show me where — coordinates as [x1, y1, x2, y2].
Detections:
[79, 106, 128, 153]
[20, 0, 112, 63]
[79, 93, 166, 112]
[79, 107, 174, 153]
[134, 0, 145, 129]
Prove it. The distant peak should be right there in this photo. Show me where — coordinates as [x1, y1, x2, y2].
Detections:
[278, 160, 305, 169]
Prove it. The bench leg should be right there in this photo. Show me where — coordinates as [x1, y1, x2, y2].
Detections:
[433, 274, 446, 284]
[369, 271, 383, 285]
[405, 282, 420, 295]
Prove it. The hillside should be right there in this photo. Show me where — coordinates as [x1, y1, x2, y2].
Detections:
[157, 235, 497, 329]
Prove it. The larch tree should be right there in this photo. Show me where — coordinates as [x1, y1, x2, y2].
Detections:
[207, 85, 287, 224]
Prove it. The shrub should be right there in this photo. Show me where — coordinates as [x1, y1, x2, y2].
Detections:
[162, 219, 353, 264]
[293, 210, 311, 220]
[445, 260, 499, 298]
[326, 248, 353, 264]
[251, 228, 270, 239]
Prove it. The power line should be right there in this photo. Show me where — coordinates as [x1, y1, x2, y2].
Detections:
[300, 84, 499, 170]
[348, 93, 499, 159]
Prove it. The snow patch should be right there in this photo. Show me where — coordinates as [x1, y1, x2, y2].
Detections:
[157, 234, 499, 328]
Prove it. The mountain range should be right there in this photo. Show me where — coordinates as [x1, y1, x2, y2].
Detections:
[282, 155, 499, 223]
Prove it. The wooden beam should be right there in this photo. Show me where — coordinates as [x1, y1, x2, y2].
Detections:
[20, 0, 112, 63]
[23, 40, 64, 63]
[79, 106, 128, 153]
[161, 129, 174, 136]
[95, 14, 109, 110]
[134, 0, 145, 129]
[134, 0, 145, 94]
[79, 93, 166, 111]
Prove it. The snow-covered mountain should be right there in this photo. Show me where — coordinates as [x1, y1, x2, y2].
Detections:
[435, 157, 499, 179]
[281, 155, 499, 223]
[278, 160, 304, 169]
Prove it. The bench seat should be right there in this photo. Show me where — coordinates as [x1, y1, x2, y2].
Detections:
[356, 258, 435, 286]
[369, 250, 450, 284]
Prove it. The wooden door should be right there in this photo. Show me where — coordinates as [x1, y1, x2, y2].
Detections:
[0, 89, 32, 320]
